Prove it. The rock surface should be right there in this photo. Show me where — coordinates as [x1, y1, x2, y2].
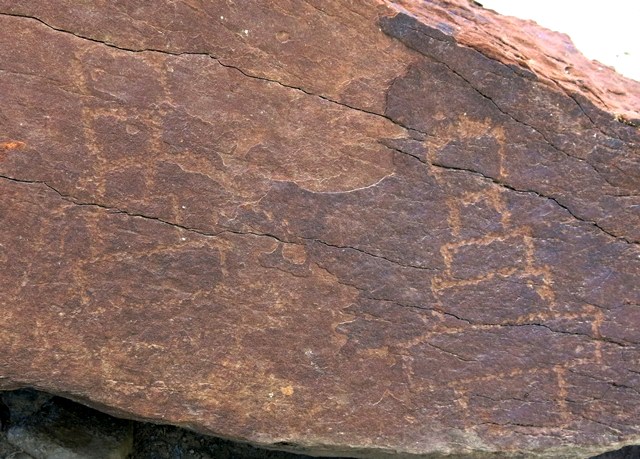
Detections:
[0, 0, 638, 457]
[0, 388, 313, 459]
[0, 388, 635, 459]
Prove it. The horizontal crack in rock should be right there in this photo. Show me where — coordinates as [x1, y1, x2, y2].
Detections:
[3, 13, 634, 246]
[306, 238, 438, 271]
[0, 174, 435, 272]
[0, 12, 418, 137]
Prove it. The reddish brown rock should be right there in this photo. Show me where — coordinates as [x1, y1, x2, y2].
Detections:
[0, 1, 638, 457]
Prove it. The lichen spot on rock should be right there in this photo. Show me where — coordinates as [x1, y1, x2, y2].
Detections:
[0, 141, 26, 151]
[280, 386, 294, 397]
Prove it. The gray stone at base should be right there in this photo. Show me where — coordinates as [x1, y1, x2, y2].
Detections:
[5, 396, 132, 459]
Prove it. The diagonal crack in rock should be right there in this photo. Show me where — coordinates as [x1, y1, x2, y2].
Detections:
[380, 143, 638, 246]
[0, 174, 436, 273]
[1, 12, 636, 247]
[0, 12, 416, 137]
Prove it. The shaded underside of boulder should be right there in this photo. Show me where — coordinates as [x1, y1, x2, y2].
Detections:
[0, 388, 637, 459]
[0, 0, 638, 457]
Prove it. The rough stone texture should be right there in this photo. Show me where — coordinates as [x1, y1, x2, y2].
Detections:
[1, 389, 636, 459]
[0, 389, 314, 459]
[0, 0, 638, 458]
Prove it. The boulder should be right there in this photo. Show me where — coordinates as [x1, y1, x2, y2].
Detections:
[0, 0, 638, 457]
[0, 389, 312, 459]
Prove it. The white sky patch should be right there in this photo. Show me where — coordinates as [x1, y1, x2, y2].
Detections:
[480, 0, 640, 82]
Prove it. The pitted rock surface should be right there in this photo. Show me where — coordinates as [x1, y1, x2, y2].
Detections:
[0, 1, 638, 457]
